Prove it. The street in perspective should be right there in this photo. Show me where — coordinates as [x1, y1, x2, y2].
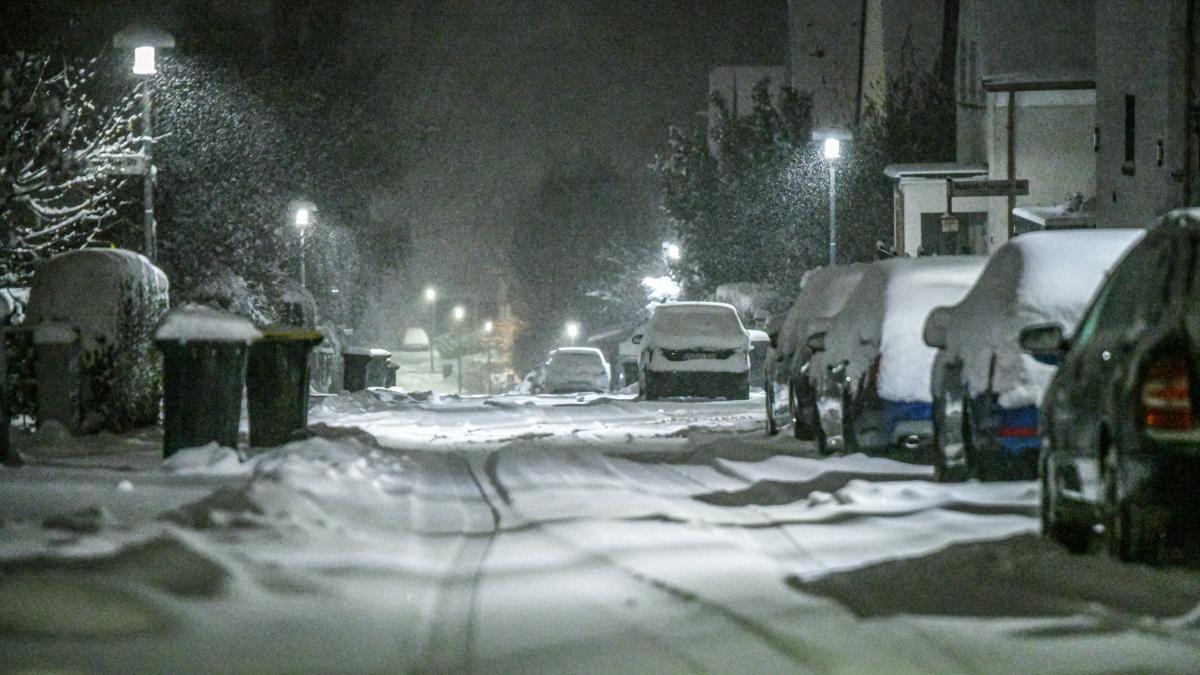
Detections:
[3, 1, 1200, 673]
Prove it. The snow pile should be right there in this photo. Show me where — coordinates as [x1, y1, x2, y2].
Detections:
[155, 304, 262, 344]
[27, 248, 170, 434]
[941, 229, 1143, 407]
[162, 442, 248, 475]
[823, 257, 987, 402]
[643, 302, 749, 351]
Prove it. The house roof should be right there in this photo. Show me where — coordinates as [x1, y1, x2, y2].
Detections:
[883, 162, 989, 179]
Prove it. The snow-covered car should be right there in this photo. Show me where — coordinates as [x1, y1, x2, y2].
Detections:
[541, 347, 611, 394]
[1021, 210, 1200, 562]
[635, 302, 750, 400]
[924, 229, 1144, 482]
[808, 257, 986, 456]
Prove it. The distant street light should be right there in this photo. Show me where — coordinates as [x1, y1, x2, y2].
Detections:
[565, 321, 580, 344]
[815, 131, 848, 267]
[663, 242, 681, 262]
[424, 286, 438, 372]
[113, 22, 175, 263]
[452, 305, 466, 322]
[483, 320, 494, 334]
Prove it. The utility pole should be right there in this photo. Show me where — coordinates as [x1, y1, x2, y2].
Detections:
[141, 82, 156, 262]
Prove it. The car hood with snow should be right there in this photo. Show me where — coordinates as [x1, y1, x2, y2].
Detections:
[817, 257, 987, 402]
[937, 228, 1144, 408]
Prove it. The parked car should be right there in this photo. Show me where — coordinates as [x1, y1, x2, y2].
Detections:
[635, 302, 750, 400]
[808, 257, 986, 456]
[925, 229, 1144, 482]
[763, 264, 870, 438]
[541, 347, 611, 394]
[1021, 210, 1200, 563]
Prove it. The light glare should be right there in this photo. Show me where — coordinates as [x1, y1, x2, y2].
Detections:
[295, 207, 310, 227]
[823, 137, 841, 160]
[424, 287, 437, 303]
[565, 321, 580, 339]
[453, 305, 466, 321]
[133, 46, 156, 75]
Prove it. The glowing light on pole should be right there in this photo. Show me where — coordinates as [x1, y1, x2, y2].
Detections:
[821, 136, 843, 266]
[452, 305, 466, 321]
[424, 286, 438, 372]
[565, 321, 580, 344]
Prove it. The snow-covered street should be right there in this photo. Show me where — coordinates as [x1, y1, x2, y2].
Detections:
[3, 391, 1200, 673]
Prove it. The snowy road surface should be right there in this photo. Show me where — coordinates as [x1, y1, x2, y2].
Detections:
[3, 391, 1200, 673]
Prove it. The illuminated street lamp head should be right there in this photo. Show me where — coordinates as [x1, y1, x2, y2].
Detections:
[294, 207, 311, 228]
[565, 321, 580, 340]
[664, 242, 681, 261]
[133, 46, 156, 75]
[113, 22, 175, 76]
[452, 305, 466, 321]
[823, 137, 841, 161]
[483, 320, 494, 334]
[424, 287, 437, 303]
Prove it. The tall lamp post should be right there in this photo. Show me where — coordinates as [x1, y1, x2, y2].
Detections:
[424, 286, 438, 373]
[483, 320, 495, 396]
[822, 136, 842, 267]
[113, 23, 175, 263]
[291, 201, 315, 289]
[452, 305, 465, 394]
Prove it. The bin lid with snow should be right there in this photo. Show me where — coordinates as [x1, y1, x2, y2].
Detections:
[343, 347, 392, 357]
[155, 305, 262, 344]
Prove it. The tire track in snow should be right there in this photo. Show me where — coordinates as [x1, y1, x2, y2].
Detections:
[478, 447, 833, 672]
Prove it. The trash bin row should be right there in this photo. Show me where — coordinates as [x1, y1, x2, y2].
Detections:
[155, 306, 395, 458]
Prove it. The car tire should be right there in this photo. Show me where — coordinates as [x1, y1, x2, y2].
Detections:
[642, 373, 657, 401]
[1103, 452, 1159, 564]
[790, 381, 813, 440]
[765, 377, 779, 435]
[842, 390, 861, 455]
[1042, 458, 1088, 553]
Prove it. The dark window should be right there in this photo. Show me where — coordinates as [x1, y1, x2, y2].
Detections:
[1123, 94, 1136, 172]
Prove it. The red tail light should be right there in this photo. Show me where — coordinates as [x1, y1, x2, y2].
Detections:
[1141, 354, 1194, 431]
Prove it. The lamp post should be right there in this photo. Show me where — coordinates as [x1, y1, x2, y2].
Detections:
[113, 23, 175, 263]
[822, 137, 841, 267]
[291, 202, 315, 289]
[424, 286, 437, 373]
[452, 306, 465, 394]
[483, 320, 495, 396]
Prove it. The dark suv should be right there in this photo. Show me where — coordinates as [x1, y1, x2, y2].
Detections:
[1022, 210, 1200, 564]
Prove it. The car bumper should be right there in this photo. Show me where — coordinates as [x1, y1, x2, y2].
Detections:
[644, 370, 747, 397]
[1117, 448, 1200, 546]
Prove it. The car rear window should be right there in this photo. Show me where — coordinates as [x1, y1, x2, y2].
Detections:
[653, 307, 742, 338]
[549, 352, 605, 372]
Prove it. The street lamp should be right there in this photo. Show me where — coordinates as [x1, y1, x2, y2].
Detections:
[482, 320, 495, 395]
[452, 305, 466, 322]
[424, 286, 437, 372]
[565, 321, 580, 345]
[290, 200, 316, 289]
[815, 130, 848, 267]
[113, 22, 175, 263]
[663, 241, 681, 262]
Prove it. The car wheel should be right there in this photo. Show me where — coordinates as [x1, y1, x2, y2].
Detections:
[1042, 458, 1088, 553]
[842, 390, 861, 454]
[642, 373, 656, 401]
[789, 381, 812, 440]
[1103, 451, 1158, 564]
[933, 395, 967, 482]
[765, 379, 779, 435]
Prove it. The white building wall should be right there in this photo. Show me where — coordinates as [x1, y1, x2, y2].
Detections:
[1094, 0, 1190, 228]
[985, 90, 1097, 244]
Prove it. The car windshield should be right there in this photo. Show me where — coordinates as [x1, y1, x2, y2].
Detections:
[548, 352, 604, 373]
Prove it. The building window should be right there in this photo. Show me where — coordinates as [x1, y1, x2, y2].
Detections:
[1122, 94, 1136, 175]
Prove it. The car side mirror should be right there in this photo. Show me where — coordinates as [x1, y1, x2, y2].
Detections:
[806, 331, 826, 352]
[923, 306, 951, 349]
[631, 334, 642, 345]
[1019, 323, 1068, 366]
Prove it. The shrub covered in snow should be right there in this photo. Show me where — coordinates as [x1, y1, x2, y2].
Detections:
[27, 249, 169, 433]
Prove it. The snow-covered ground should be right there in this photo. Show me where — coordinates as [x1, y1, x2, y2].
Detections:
[3, 390, 1199, 673]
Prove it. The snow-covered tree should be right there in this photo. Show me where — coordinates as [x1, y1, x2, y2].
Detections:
[0, 51, 139, 285]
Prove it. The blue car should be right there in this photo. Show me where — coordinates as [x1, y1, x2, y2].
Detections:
[809, 257, 987, 456]
[924, 229, 1144, 481]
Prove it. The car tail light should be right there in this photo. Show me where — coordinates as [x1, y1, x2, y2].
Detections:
[1140, 354, 1194, 431]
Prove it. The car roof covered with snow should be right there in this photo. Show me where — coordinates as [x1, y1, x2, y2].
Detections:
[549, 347, 607, 359]
[776, 263, 871, 360]
[821, 256, 987, 402]
[939, 228, 1144, 407]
